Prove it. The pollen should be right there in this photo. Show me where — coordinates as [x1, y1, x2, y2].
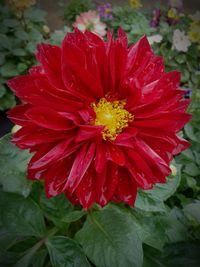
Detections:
[92, 98, 133, 141]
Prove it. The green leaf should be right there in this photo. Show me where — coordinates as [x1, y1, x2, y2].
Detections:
[30, 249, 48, 267]
[40, 192, 73, 228]
[143, 242, 200, 267]
[147, 167, 181, 201]
[28, 29, 43, 42]
[0, 251, 20, 267]
[0, 62, 19, 77]
[175, 54, 186, 64]
[0, 53, 5, 65]
[15, 30, 29, 40]
[13, 243, 42, 267]
[24, 8, 46, 23]
[0, 84, 6, 97]
[3, 18, 20, 27]
[184, 124, 198, 142]
[181, 148, 196, 162]
[49, 27, 70, 46]
[76, 205, 143, 267]
[13, 48, 27, 56]
[26, 42, 37, 53]
[181, 69, 190, 83]
[0, 227, 16, 251]
[184, 162, 200, 176]
[135, 191, 167, 213]
[135, 165, 181, 212]
[17, 62, 28, 73]
[184, 200, 200, 223]
[165, 208, 188, 243]
[194, 151, 200, 166]
[62, 210, 86, 223]
[0, 134, 32, 197]
[46, 236, 91, 267]
[0, 192, 46, 237]
[130, 209, 167, 250]
[164, 242, 200, 267]
[142, 245, 164, 267]
[0, 90, 16, 110]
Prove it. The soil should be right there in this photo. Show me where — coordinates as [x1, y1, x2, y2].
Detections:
[0, 111, 13, 138]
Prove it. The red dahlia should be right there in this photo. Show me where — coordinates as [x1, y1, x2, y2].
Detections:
[7, 29, 191, 208]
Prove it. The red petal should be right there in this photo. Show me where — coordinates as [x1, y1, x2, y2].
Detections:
[117, 28, 128, 48]
[62, 31, 103, 100]
[75, 164, 96, 209]
[173, 135, 191, 155]
[64, 142, 96, 192]
[7, 104, 31, 126]
[36, 43, 64, 89]
[126, 35, 152, 76]
[126, 163, 153, 189]
[29, 65, 45, 76]
[95, 140, 107, 173]
[29, 139, 73, 169]
[104, 162, 119, 201]
[126, 148, 155, 180]
[95, 167, 107, 206]
[114, 167, 137, 205]
[75, 125, 103, 142]
[134, 138, 171, 177]
[26, 106, 74, 130]
[12, 126, 69, 149]
[44, 158, 73, 197]
[133, 113, 192, 132]
[7, 76, 82, 112]
[27, 143, 54, 179]
[106, 142, 125, 166]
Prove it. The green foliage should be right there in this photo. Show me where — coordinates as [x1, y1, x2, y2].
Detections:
[0, 3, 48, 110]
[0, 127, 199, 267]
[63, 0, 94, 26]
[0, 134, 32, 197]
[46, 236, 91, 267]
[109, 5, 200, 90]
[135, 166, 181, 213]
[76, 205, 143, 267]
[143, 242, 200, 267]
[0, 107, 200, 267]
[48, 26, 72, 46]
[110, 5, 155, 43]
[0, 192, 46, 237]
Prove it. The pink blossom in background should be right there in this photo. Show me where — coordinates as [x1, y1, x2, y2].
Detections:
[73, 11, 106, 37]
[150, 8, 161, 27]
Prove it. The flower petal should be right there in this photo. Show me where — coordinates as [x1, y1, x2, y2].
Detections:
[26, 106, 74, 130]
[65, 142, 96, 192]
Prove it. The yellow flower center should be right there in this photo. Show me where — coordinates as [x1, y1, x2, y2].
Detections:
[168, 8, 179, 20]
[92, 98, 133, 141]
[105, 8, 111, 14]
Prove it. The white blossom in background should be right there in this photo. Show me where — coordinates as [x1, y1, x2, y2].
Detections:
[172, 29, 191, 52]
[11, 125, 22, 134]
[190, 11, 200, 22]
[170, 164, 177, 176]
[168, 0, 183, 10]
[147, 34, 163, 45]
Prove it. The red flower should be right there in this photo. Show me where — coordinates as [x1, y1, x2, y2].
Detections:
[7, 29, 191, 209]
